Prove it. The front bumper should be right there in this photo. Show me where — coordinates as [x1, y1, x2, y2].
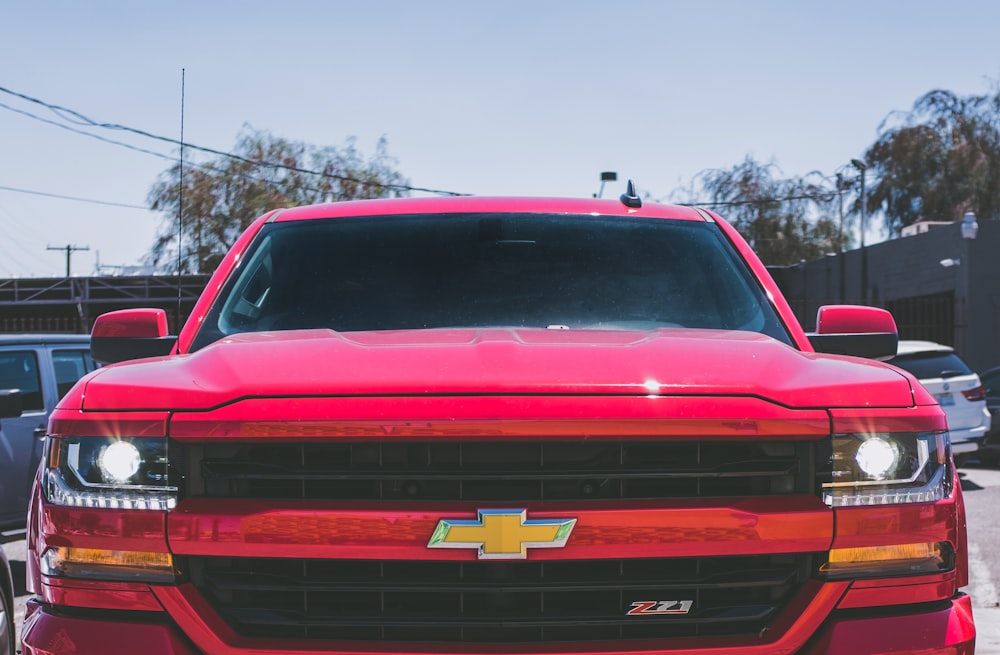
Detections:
[950, 438, 983, 455]
[20, 594, 976, 655]
[950, 421, 990, 454]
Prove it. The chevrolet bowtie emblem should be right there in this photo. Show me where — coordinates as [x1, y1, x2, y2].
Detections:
[427, 509, 577, 560]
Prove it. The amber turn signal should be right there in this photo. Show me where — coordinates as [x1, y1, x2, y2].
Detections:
[820, 542, 954, 580]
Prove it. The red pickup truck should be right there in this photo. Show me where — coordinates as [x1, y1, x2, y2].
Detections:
[21, 194, 975, 654]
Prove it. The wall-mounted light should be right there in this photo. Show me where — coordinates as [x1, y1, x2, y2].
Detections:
[961, 212, 978, 240]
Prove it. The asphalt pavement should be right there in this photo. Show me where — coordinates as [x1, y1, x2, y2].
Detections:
[5, 538, 25, 651]
[960, 463, 1000, 654]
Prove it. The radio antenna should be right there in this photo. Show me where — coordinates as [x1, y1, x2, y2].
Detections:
[175, 68, 186, 330]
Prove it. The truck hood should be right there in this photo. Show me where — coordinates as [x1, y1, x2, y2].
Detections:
[77, 328, 915, 411]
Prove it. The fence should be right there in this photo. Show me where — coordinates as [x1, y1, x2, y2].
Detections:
[785, 292, 957, 346]
[0, 275, 209, 334]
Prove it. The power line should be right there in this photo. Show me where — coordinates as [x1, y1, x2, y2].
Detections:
[0, 98, 315, 204]
[0, 184, 148, 210]
[677, 192, 838, 208]
[0, 100, 177, 163]
[0, 206, 55, 274]
[0, 182, 839, 215]
[0, 84, 466, 197]
[0, 222, 42, 274]
[1, 96, 366, 197]
[0, 200, 63, 269]
[0, 85, 855, 210]
[0, 100, 357, 201]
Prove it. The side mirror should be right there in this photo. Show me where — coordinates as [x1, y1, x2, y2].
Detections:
[91, 308, 178, 364]
[0, 389, 22, 419]
[807, 305, 898, 360]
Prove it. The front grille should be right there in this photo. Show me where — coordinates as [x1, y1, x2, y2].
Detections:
[184, 440, 822, 501]
[181, 440, 824, 643]
[189, 554, 815, 643]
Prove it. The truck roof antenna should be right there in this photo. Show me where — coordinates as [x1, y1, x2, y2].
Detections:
[620, 180, 642, 208]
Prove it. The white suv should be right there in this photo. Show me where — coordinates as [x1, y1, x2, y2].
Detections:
[887, 340, 991, 463]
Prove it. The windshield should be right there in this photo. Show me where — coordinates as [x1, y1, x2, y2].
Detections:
[190, 212, 791, 351]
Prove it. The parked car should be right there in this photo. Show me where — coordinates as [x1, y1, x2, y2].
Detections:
[0, 334, 95, 541]
[978, 365, 1000, 465]
[0, 542, 11, 655]
[887, 340, 991, 464]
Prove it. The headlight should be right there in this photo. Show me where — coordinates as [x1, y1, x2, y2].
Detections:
[44, 436, 177, 510]
[98, 440, 142, 483]
[822, 431, 951, 507]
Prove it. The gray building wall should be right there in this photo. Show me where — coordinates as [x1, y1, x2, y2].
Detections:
[771, 220, 1000, 372]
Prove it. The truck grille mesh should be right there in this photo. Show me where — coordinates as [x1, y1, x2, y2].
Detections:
[187, 440, 819, 501]
[188, 553, 814, 643]
[180, 440, 821, 643]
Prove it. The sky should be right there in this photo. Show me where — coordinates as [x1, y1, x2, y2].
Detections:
[1, 0, 999, 278]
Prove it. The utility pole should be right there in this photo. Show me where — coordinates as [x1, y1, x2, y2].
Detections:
[47, 244, 90, 277]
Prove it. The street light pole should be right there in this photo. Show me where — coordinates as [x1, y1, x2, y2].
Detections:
[835, 173, 846, 303]
[851, 159, 868, 303]
[958, 211, 978, 358]
[835, 173, 845, 252]
[595, 171, 617, 198]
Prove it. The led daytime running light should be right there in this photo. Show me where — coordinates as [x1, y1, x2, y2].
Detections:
[46, 468, 176, 510]
[823, 471, 947, 506]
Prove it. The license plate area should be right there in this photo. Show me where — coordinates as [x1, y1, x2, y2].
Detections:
[935, 393, 955, 407]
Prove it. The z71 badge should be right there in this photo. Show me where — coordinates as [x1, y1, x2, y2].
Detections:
[627, 600, 694, 616]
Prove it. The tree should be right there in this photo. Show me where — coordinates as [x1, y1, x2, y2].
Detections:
[673, 157, 845, 266]
[147, 126, 409, 273]
[864, 88, 1000, 235]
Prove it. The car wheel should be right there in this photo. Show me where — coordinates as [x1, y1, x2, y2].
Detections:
[954, 453, 970, 468]
[0, 579, 13, 655]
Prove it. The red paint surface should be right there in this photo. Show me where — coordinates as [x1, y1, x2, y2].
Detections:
[166, 496, 833, 560]
[77, 328, 918, 412]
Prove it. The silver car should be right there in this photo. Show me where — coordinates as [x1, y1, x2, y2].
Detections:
[887, 340, 991, 464]
[0, 334, 95, 540]
[0, 542, 12, 655]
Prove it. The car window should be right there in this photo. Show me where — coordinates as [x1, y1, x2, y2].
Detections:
[0, 350, 43, 411]
[52, 349, 96, 399]
[191, 213, 792, 351]
[888, 352, 972, 380]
